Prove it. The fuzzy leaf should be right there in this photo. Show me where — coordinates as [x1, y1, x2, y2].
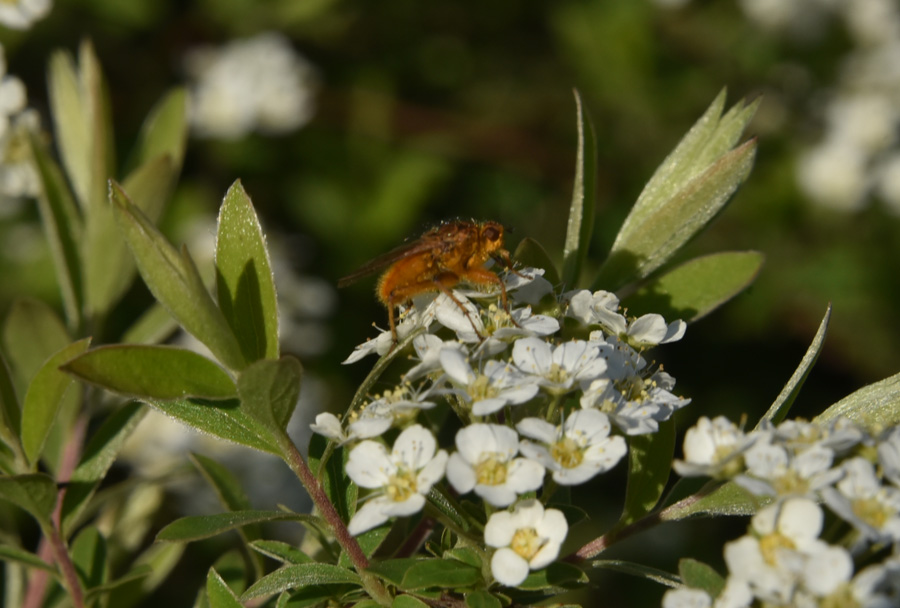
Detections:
[0, 352, 21, 454]
[241, 564, 362, 600]
[365, 559, 419, 587]
[131, 88, 188, 174]
[109, 181, 246, 370]
[400, 559, 481, 590]
[249, 540, 312, 565]
[190, 452, 253, 512]
[2, 298, 70, 394]
[28, 134, 83, 326]
[679, 558, 725, 597]
[660, 480, 768, 521]
[47, 47, 92, 210]
[216, 181, 280, 362]
[516, 562, 588, 591]
[393, 595, 431, 608]
[146, 397, 281, 454]
[71, 527, 108, 589]
[758, 305, 831, 428]
[157, 510, 313, 543]
[0, 474, 57, 529]
[590, 560, 680, 587]
[465, 590, 502, 608]
[122, 302, 180, 345]
[595, 92, 758, 290]
[0, 545, 57, 573]
[207, 568, 243, 608]
[815, 372, 900, 430]
[237, 357, 302, 433]
[63, 345, 236, 401]
[21, 338, 91, 466]
[624, 251, 764, 323]
[561, 89, 597, 290]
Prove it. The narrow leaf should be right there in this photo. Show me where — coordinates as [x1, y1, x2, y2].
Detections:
[679, 558, 725, 597]
[47, 48, 92, 210]
[146, 397, 282, 454]
[105, 543, 184, 607]
[190, 452, 253, 512]
[79, 39, 115, 215]
[623, 251, 764, 323]
[249, 540, 312, 565]
[0, 474, 57, 529]
[562, 89, 597, 289]
[237, 357, 302, 433]
[1, 298, 70, 394]
[207, 568, 243, 608]
[0, 351, 21, 455]
[400, 558, 481, 590]
[21, 338, 91, 465]
[590, 559, 680, 587]
[28, 133, 83, 327]
[241, 564, 362, 600]
[618, 419, 675, 527]
[131, 87, 188, 173]
[62, 345, 236, 401]
[70, 527, 108, 589]
[393, 595, 430, 608]
[109, 181, 246, 370]
[122, 302, 180, 345]
[0, 545, 57, 573]
[465, 590, 502, 608]
[62, 402, 146, 533]
[758, 304, 831, 428]
[157, 510, 312, 543]
[216, 181, 280, 362]
[815, 372, 900, 430]
[660, 480, 768, 521]
[365, 558, 419, 587]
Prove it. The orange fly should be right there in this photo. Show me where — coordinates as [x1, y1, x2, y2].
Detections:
[338, 220, 519, 343]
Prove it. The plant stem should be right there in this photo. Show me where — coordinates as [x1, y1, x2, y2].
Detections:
[280, 437, 392, 606]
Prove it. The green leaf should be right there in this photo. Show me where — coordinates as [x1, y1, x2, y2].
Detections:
[365, 558, 420, 587]
[83, 565, 154, 603]
[62, 345, 236, 401]
[393, 595, 430, 608]
[62, 402, 146, 533]
[241, 564, 362, 600]
[21, 338, 91, 466]
[0, 474, 57, 530]
[513, 238, 561, 291]
[131, 88, 188, 174]
[237, 357, 302, 433]
[2, 298, 70, 395]
[0, 544, 57, 573]
[815, 371, 900, 430]
[85, 155, 175, 317]
[157, 510, 312, 542]
[207, 568, 243, 608]
[0, 351, 21, 456]
[589, 559, 680, 587]
[516, 562, 588, 591]
[465, 590, 502, 608]
[561, 89, 597, 289]
[623, 251, 765, 323]
[109, 181, 246, 371]
[678, 558, 725, 597]
[28, 133, 84, 327]
[121, 302, 180, 345]
[660, 480, 768, 521]
[216, 181, 280, 362]
[71, 526, 107, 589]
[594, 92, 758, 290]
[249, 540, 312, 565]
[190, 452, 252, 512]
[105, 543, 185, 608]
[146, 397, 282, 454]
[400, 558, 481, 591]
[617, 419, 675, 528]
[47, 47, 92, 211]
[758, 304, 831, 428]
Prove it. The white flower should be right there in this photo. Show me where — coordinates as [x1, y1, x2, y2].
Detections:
[734, 433, 842, 498]
[565, 289, 626, 333]
[673, 416, 756, 479]
[446, 424, 544, 506]
[0, 110, 40, 202]
[775, 417, 867, 455]
[403, 334, 467, 381]
[433, 291, 485, 342]
[797, 141, 868, 212]
[517, 409, 626, 485]
[344, 384, 437, 439]
[185, 32, 316, 139]
[878, 426, 900, 487]
[512, 337, 607, 394]
[484, 499, 568, 586]
[822, 457, 900, 543]
[724, 498, 827, 604]
[342, 306, 428, 364]
[662, 588, 711, 608]
[438, 349, 539, 416]
[0, 0, 51, 30]
[309, 412, 348, 442]
[344, 425, 448, 535]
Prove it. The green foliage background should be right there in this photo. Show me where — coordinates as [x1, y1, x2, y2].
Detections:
[1, 0, 898, 605]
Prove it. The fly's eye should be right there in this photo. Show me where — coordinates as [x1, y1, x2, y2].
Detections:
[483, 225, 501, 242]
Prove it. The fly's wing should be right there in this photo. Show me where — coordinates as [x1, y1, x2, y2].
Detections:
[337, 238, 439, 287]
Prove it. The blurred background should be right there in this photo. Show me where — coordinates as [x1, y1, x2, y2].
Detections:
[1, 0, 899, 605]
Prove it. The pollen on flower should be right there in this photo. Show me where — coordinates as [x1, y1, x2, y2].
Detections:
[772, 469, 810, 496]
[759, 532, 795, 566]
[551, 437, 584, 469]
[470, 374, 499, 401]
[386, 468, 418, 502]
[510, 527, 542, 560]
[851, 496, 893, 529]
[475, 455, 509, 485]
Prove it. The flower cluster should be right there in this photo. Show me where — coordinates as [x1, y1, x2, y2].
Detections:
[0, 44, 40, 209]
[665, 416, 900, 607]
[313, 267, 691, 586]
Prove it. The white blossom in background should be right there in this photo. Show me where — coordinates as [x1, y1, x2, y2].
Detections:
[821, 457, 900, 543]
[484, 499, 568, 586]
[517, 409, 626, 485]
[0, 44, 39, 208]
[344, 424, 448, 535]
[185, 32, 316, 139]
[0, 0, 51, 30]
[734, 431, 842, 499]
[446, 423, 544, 506]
